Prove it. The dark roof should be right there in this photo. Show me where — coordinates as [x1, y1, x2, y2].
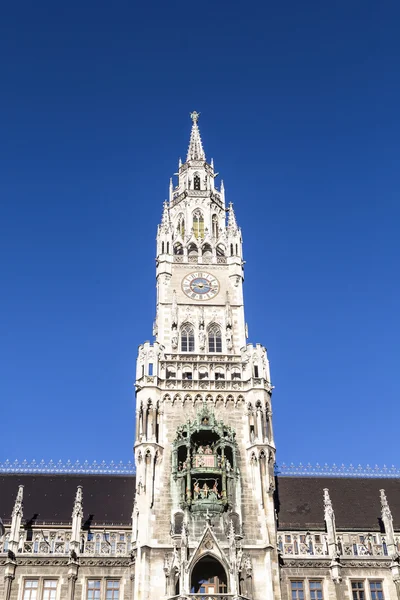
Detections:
[0, 474, 135, 527]
[276, 476, 400, 531]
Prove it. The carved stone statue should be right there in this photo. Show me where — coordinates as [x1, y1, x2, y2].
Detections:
[171, 324, 178, 349]
[226, 327, 233, 351]
[199, 324, 206, 351]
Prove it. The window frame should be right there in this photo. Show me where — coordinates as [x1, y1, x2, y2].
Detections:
[208, 324, 222, 353]
[288, 579, 325, 600]
[86, 580, 121, 600]
[350, 581, 365, 600]
[181, 324, 195, 352]
[22, 579, 59, 600]
[369, 580, 384, 600]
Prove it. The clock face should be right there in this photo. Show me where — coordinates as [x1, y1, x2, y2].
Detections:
[182, 272, 220, 301]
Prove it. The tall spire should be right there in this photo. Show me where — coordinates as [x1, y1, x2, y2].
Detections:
[187, 111, 205, 162]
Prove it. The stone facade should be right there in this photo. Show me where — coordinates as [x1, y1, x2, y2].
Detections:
[1, 114, 400, 600]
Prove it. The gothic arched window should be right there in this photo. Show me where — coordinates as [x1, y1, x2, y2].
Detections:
[181, 324, 195, 352]
[208, 324, 222, 353]
[212, 214, 218, 238]
[193, 210, 204, 239]
[194, 174, 201, 190]
[176, 214, 185, 238]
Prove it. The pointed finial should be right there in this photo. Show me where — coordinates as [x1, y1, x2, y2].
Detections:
[72, 485, 83, 518]
[12, 485, 24, 517]
[187, 111, 205, 161]
[161, 200, 170, 232]
[227, 202, 238, 230]
[210, 158, 214, 168]
[380, 489, 392, 520]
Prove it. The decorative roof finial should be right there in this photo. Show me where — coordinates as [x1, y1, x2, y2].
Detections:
[187, 111, 205, 162]
[190, 110, 200, 123]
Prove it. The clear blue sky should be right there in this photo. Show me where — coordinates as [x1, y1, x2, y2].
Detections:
[1, 1, 399, 469]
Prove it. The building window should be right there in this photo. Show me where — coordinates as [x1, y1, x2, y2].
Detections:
[193, 210, 204, 239]
[291, 581, 304, 600]
[87, 581, 120, 600]
[176, 215, 185, 237]
[351, 582, 365, 600]
[181, 324, 194, 352]
[106, 581, 120, 600]
[208, 325, 222, 353]
[369, 582, 384, 600]
[194, 174, 201, 190]
[23, 581, 39, 600]
[23, 581, 58, 600]
[87, 581, 101, 600]
[309, 581, 323, 600]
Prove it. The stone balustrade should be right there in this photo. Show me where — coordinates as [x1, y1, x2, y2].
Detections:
[278, 531, 399, 558]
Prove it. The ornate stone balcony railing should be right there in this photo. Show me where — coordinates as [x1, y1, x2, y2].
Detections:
[138, 376, 271, 394]
[173, 256, 227, 264]
[0, 529, 132, 556]
[278, 531, 399, 558]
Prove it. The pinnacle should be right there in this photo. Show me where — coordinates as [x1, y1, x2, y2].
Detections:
[227, 202, 238, 230]
[187, 111, 205, 161]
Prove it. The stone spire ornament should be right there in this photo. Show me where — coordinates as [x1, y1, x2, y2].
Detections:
[323, 488, 342, 584]
[9, 485, 23, 555]
[187, 111, 205, 162]
[161, 200, 171, 232]
[70, 485, 83, 555]
[227, 202, 238, 231]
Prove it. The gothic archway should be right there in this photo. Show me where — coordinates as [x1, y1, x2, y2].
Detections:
[190, 556, 228, 594]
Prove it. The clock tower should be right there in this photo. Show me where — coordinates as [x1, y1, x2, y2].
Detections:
[133, 113, 280, 600]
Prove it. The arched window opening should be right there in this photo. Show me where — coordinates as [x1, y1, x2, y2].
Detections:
[166, 367, 176, 379]
[181, 324, 195, 352]
[161, 242, 165, 254]
[174, 243, 183, 256]
[215, 368, 225, 380]
[212, 214, 218, 238]
[235, 243, 238, 255]
[208, 325, 222, 353]
[176, 215, 185, 237]
[230, 244, 234, 256]
[193, 210, 204, 239]
[202, 244, 212, 262]
[216, 244, 225, 257]
[199, 367, 208, 380]
[167, 242, 170, 253]
[188, 243, 198, 259]
[183, 369, 193, 380]
[231, 369, 241, 380]
[191, 557, 228, 594]
[194, 174, 201, 190]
